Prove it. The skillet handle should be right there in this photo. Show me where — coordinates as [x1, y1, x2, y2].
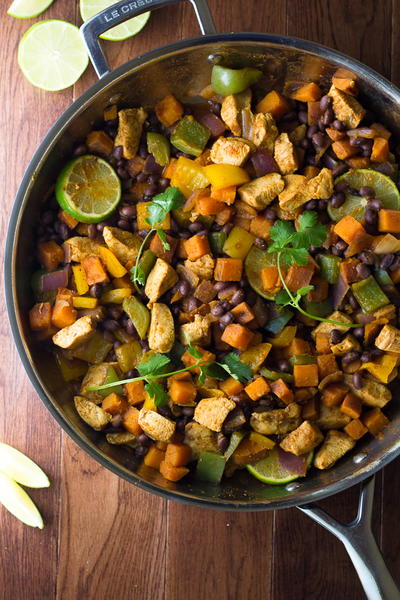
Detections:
[80, 0, 217, 78]
[297, 476, 400, 600]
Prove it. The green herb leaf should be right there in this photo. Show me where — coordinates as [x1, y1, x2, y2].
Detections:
[297, 285, 314, 297]
[157, 229, 171, 251]
[137, 353, 171, 377]
[145, 186, 185, 228]
[275, 290, 291, 305]
[131, 263, 146, 286]
[280, 247, 309, 267]
[292, 211, 327, 249]
[219, 353, 253, 383]
[186, 341, 203, 360]
[268, 220, 295, 253]
[145, 381, 170, 407]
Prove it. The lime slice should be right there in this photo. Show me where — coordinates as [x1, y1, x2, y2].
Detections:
[56, 155, 121, 223]
[0, 442, 50, 488]
[80, 0, 150, 41]
[18, 20, 89, 91]
[247, 448, 313, 485]
[0, 472, 44, 528]
[328, 168, 400, 222]
[8, 0, 53, 18]
[245, 246, 276, 300]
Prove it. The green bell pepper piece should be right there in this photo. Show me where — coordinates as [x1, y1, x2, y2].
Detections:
[211, 64, 262, 96]
[304, 298, 333, 318]
[115, 340, 142, 373]
[195, 452, 226, 483]
[260, 368, 294, 383]
[71, 332, 113, 364]
[208, 231, 227, 255]
[147, 132, 170, 167]
[97, 366, 124, 397]
[264, 308, 293, 335]
[55, 353, 87, 382]
[170, 116, 210, 157]
[317, 254, 342, 284]
[131, 249, 156, 286]
[374, 269, 393, 288]
[351, 276, 390, 313]
[224, 431, 246, 461]
[289, 354, 317, 367]
[123, 296, 150, 340]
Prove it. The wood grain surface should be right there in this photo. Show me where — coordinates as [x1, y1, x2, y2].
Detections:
[0, 1, 399, 599]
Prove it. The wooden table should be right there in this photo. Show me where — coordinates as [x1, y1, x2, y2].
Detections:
[1, 1, 400, 598]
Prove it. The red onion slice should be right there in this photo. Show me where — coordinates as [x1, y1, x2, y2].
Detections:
[40, 269, 69, 292]
[251, 149, 279, 177]
[197, 112, 226, 137]
[278, 447, 307, 476]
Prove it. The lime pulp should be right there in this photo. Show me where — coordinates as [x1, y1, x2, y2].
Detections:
[0, 442, 50, 488]
[245, 246, 276, 300]
[247, 448, 313, 485]
[80, 0, 150, 41]
[7, 0, 53, 18]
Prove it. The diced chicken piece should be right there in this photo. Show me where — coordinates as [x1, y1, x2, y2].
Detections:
[210, 136, 252, 166]
[344, 374, 392, 408]
[314, 430, 356, 470]
[138, 409, 176, 442]
[330, 334, 361, 355]
[251, 112, 278, 152]
[63, 237, 101, 262]
[312, 312, 353, 339]
[278, 174, 308, 212]
[238, 173, 284, 210]
[52, 316, 95, 349]
[250, 402, 302, 435]
[102, 226, 142, 267]
[115, 107, 147, 159]
[145, 258, 178, 303]
[317, 404, 351, 430]
[288, 124, 306, 145]
[148, 303, 175, 353]
[80, 362, 118, 404]
[220, 90, 252, 136]
[328, 85, 366, 129]
[180, 313, 211, 345]
[74, 396, 111, 431]
[280, 421, 324, 456]
[176, 264, 199, 288]
[194, 396, 236, 432]
[106, 432, 136, 445]
[306, 168, 333, 200]
[375, 324, 400, 353]
[184, 255, 215, 280]
[184, 422, 220, 459]
[373, 304, 396, 321]
[274, 133, 299, 175]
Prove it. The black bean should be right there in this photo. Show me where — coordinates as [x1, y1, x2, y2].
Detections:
[120, 205, 137, 218]
[214, 281, 230, 292]
[298, 111, 308, 124]
[41, 210, 55, 226]
[348, 187, 360, 196]
[219, 312, 234, 329]
[178, 231, 191, 239]
[117, 167, 130, 180]
[73, 144, 87, 157]
[342, 351, 360, 365]
[222, 300, 231, 311]
[300, 137, 311, 150]
[186, 296, 199, 312]
[96, 222, 106, 232]
[125, 319, 136, 336]
[231, 395, 242, 405]
[358, 250, 375, 265]
[322, 107, 334, 126]
[181, 407, 195, 418]
[137, 434, 151, 446]
[307, 124, 318, 139]
[330, 191, 345, 208]
[58, 223, 69, 240]
[89, 284, 103, 298]
[348, 293, 359, 310]
[113, 341, 122, 350]
[159, 177, 170, 190]
[352, 372, 362, 389]
[138, 229, 148, 237]
[365, 208, 377, 225]
[389, 256, 400, 271]
[370, 348, 384, 358]
[349, 136, 363, 147]
[135, 446, 148, 456]
[360, 351, 371, 363]
[304, 199, 318, 211]
[222, 223, 234, 234]
[136, 171, 148, 183]
[368, 198, 382, 211]
[103, 319, 119, 332]
[336, 239, 348, 253]
[108, 305, 122, 320]
[263, 207, 277, 221]
[359, 185, 374, 198]
[231, 289, 245, 306]
[179, 280, 190, 296]
[364, 222, 378, 235]
[140, 340, 150, 352]
[332, 163, 348, 177]
[211, 302, 225, 317]
[320, 95, 332, 111]
[103, 330, 115, 343]
[353, 326, 364, 340]
[117, 218, 131, 231]
[218, 284, 238, 301]
[380, 253, 395, 270]
[277, 359, 291, 373]
[333, 119, 345, 131]
[254, 238, 267, 250]
[144, 183, 158, 197]
[87, 224, 97, 239]
[356, 263, 371, 279]
[318, 199, 328, 211]
[330, 329, 343, 344]
[217, 434, 229, 453]
[111, 414, 123, 429]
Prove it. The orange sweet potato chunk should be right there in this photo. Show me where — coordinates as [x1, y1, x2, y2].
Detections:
[214, 258, 243, 281]
[332, 140, 358, 160]
[378, 209, 400, 233]
[344, 419, 368, 440]
[221, 323, 254, 351]
[340, 392, 362, 419]
[82, 255, 109, 285]
[316, 354, 338, 378]
[261, 266, 281, 291]
[245, 377, 271, 401]
[159, 460, 189, 482]
[321, 383, 349, 408]
[184, 235, 211, 261]
[362, 407, 389, 437]
[293, 364, 319, 387]
[195, 196, 225, 216]
[256, 90, 290, 120]
[291, 82, 322, 102]
[124, 380, 146, 405]
[165, 443, 192, 467]
[169, 379, 197, 406]
[155, 95, 184, 127]
[37, 240, 64, 271]
[29, 302, 52, 331]
[270, 378, 294, 405]
[220, 377, 244, 396]
[284, 265, 314, 292]
[371, 137, 389, 162]
[51, 299, 77, 329]
[333, 215, 365, 244]
[230, 301, 255, 325]
[144, 446, 165, 470]
[122, 406, 142, 435]
[86, 130, 114, 156]
[102, 393, 129, 415]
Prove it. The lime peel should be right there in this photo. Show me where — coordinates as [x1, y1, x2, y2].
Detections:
[247, 448, 313, 485]
[80, 0, 150, 41]
[0, 442, 50, 488]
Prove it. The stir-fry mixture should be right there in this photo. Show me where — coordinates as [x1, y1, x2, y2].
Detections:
[29, 64, 400, 485]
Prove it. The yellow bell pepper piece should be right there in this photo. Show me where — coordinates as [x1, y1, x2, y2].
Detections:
[113, 276, 134, 290]
[170, 156, 210, 197]
[100, 288, 132, 304]
[248, 432, 275, 450]
[360, 353, 399, 383]
[268, 325, 297, 348]
[72, 296, 98, 309]
[143, 391, 157, 411]
[223, 226, 255, 259]
[203, 164, 250, 189]
[136, 201, 171, 231]
[99, 246, 127, 278]
[72, 264, 89, 295]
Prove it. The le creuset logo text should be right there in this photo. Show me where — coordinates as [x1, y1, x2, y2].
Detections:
[102, 0, 153, 22]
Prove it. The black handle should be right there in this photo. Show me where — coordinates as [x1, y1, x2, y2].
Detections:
[80, 0, 217, 78]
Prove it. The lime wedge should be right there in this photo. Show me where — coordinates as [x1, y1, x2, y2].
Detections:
[0, 442, 49, 488]
[247, 448, 313, 485]
[8, 0, 53, 18]
[328, 168, 400, 222]
[18, 20, 89, 91]
[245, 246, 276, 300]
[0, 472, 44, 528]
[80, 0, 150, 41]
[56, 154, 121, 223]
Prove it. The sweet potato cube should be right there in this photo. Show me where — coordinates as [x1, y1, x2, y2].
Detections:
[270, 378, 294, 405]
[144, 446, 165, 469]
[181, 346, 216, 374]
[210, 185, 237, 205]
[285, 337, 311, 357]
[58, 210, 78, 229]
[230, 301, 256, 325]
[184, 235, 210, 261]
[261, 266, 281, 291]
[245, 377, 271, 401]
[345, 230, 373, 258]
[334, 215, 365, 244]
[249, 215, 273, 240]
[195, 195, 225, 216]
[291, 82, 322, 102]
[219, 377, 244, 396]
[315, 333, 332, 354]
[122, 406, 142, 435]
[340, 392, 362, 419]
[159, 460, 189, 482]
[371, 137, 389, 162]
[155, 94, 184, 127]
[215, 206, 234, 226]
[221, 323, 254, 351]
[326, 127, 346, 141]
[37, 240, 64, 271]
[378, 209, 400, 234]
[307, 101, 323, 126]
[347, 157, 371, 169]
[322, 383, 349, 408]
[169, 379, 197, 406]
[165, 443, 192, 467]
[285, 265, 314, 292]
[29, 302, 52, 331]
[332, 140, 358, 160]
[124, 380, 146, 405]
[82, 255, 109, 285]
[344, 419, 368, 440]
[362, 407, 389, 436]
[150, 232, 178, 262]
[302, 397, 319, 421]
[317, 354, 338, 378]
[332, 69, 358, 95]
[256, 90, 290, 120]
[51, 299, 78, 329]
[293, 364, 319, 387]
[102, 393, 129, 415]
[86, 130, 114, 156]
[214, 258, 243, 281]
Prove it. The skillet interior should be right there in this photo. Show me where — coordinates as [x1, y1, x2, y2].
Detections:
[6, 33, 400, 510]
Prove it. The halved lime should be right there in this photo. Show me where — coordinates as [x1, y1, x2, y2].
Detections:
[18, 20, 89, 91]
[245, 246, 276, 300]
[80, 0, 150, 41]
[56, 155, 121, 223]
[0, 472, 44, 528]
[247, 448, 313, 485]
[0, 442, 50, 488]
[8, 0, 53, 18]
[328, 168, 400, 222]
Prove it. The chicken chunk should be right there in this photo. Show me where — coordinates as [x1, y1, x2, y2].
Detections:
[115, 107, 147, 159]
[145, 258, 178, 303]
[306, 168, 333, 200]
[314, 430, 356, 470]
[288, 124, 306, 145]
[280, 420, 324, 456]
[278, 174, 308, 212]
[344, 374, 392, 408]
[148, 303, 175, 353]
[180, 313, 211, 345]
[375, 324, 400, 353]
[328, 85, 366, 129]
[80, 362, 118, 404]
[138, 409, 176, 442]
[52, 316, 95, 349]
[312, 312, 353, 339]
[220, 89, 252, 136]
[74, 395, 111, 431]
[106, 432, 136, 445]
[250, 402, 302, 435]
[317, 404, 351, 430]
[330, 334, 361, 355]
[102, 226, 142, 268]
[184, 422, 220, 459]
[251, 112, 278, 152]
[184, 255, 215, 280]
[238, 173, 284, 210]
[274, 133, 299, 175]
[63, 237, 101, 263]
[194, 397, 236, 432]
[210, 136, 252, 166]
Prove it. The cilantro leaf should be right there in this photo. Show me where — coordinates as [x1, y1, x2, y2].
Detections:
[268, 220, 295, 253]
[186, 341, 203, 360]
[280, 247, 309, 267]
[219, 353, 252, 383]
[275, 290, 291, 305]
[292, 211, 327, 250]
[157, 229, 171, 251]
[145, 187, 185, 227]
[145, 381, 170, 407]
[131, 263, 146, 286]
[137, 354, 171, 377]
[297, 285, 314, 297]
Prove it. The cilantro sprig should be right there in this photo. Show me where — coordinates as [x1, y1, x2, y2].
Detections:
[268, 211, 356, 327]
[130, 186, 184, 293]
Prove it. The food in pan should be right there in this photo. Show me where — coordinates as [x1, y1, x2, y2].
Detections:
[28, 63, 400, 485]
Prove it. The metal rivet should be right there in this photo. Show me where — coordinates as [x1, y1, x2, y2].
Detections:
[286, 482, 301, 492]
[208, 53, 223, 64]
[353, 452, 368, 464]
